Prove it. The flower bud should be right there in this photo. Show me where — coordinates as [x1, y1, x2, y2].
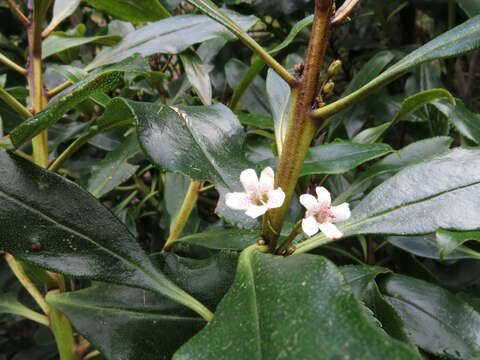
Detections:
[327, 60, 342, 77]
[294, 62, 304, 74]
[322, 80, 335, 95]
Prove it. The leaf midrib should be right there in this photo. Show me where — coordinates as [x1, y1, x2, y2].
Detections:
[0, 188, 164, 292]
[344, 180, 480, 234]
[243, 252, 262, 360]
[48, 296, 204, 322]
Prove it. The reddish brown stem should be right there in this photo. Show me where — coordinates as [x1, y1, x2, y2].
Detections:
[262, 0, 335, 252]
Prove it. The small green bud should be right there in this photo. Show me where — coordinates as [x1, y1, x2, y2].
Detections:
[327, 60, 342, 77]
[322, 80, 335, 95]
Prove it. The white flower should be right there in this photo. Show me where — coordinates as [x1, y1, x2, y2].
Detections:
[225, 167, 285, 218]
[299, 187, 351, 239]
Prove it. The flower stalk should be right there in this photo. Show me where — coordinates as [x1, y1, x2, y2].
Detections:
[261, 0, 335, 252]
[163, 180, 202, 251]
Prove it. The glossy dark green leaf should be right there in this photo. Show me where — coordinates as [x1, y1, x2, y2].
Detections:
[344, 148, 480, 235]
[87, 12, 257, 69]
[445, 98, 480, 144]
[341, 265, 390, 299]
[363, 281, 417, 348]
[42, 33, 122, 60]
[388, 234, 477, 260]
[352, 89, 454, 144]
[334, 137, 452, 204]
[174, 248, 421, 360]
[10, 55, 150, 148]
[379, 274, 480, 359]
[0, 149, 211, 320]
[318, 16, 480, 119]
[235, 112, 274, 130]
[132, 100, 259, 228]
[301, 148, 480, 253]
[266, 68, 290, 154]
[85, 0, 170, 23]
[151, 251, 239, 311]
[436, 229, 480, 259]
[457, 0, 480, 17]
[180, 50, 212, 105]
[86, 133, 140, 198]
[300, 141, 393, 176]
[225, 59, 270, 116]
[176, 228, 259, 250]
[47, 285, 204, 360]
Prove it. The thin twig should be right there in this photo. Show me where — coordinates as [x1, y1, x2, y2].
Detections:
[5, 0, 29, 26]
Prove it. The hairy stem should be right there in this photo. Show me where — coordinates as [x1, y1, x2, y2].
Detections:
[163, 180, 202, 251]
[262, 0, 335, 251]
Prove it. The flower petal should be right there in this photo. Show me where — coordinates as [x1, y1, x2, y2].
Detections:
[240, 169, 259, 194]
[225, 192, 250, 210]
[299, 194, 318, 211]
[302, 216, 320, 236]
[315, 187, 331, 208]
[245, 205, 268, 219]
[258, 166, 275, 193]
[331, 203, 351, 222]
[318, 222, 343, 240]
[266, 188, 285, 209]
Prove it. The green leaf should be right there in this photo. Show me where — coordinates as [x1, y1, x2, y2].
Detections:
[379, 274, 480, 359]
[86, 133, 140, 198]
[132, 100, 259, 228]
[436, 229, 480, 259]
[44, 0, 81, 35]
[87, 12, 258, 70]
[341, 265, 391, 299]
[301, 148, 480, 253]
[268, 14, 313, 55]
[335, 137, 453, 204]
[300, 141, 393, 176]
[363, 281, 418, 349]
[456, 0, 480, 17]
[42, 33, 122, 60]
[316, 16, 480, 119]
[0, 293, 48, 326]
[440, 98, 480, 144]
[9, 55, 150, 148]
[352, 89, 455, 144]
[180, 50, 212, 106]
[388, 234, 478, 260]
[0, 149, 212, 321]
[47, 285, 205, 360]
[266, 68, 290, 155]
[226, 59, 270, 115]
[47, 251, 238, 359]
[174, 249, 421, 359]
[235, 112, 274, 130]
[85, 0, 171, 23]
[176, 228, 259, 250]
[345, 148, 480, 235]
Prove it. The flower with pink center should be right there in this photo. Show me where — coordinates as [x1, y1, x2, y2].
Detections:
[299, 186, 351, 239]
[225, 167, 285, 218]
